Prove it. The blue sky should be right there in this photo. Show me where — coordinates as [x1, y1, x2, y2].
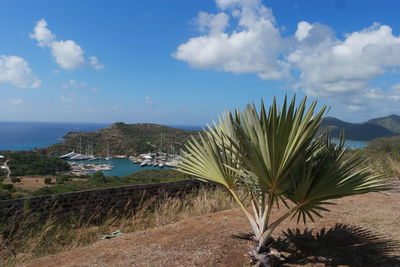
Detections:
[1, 0, 400, 125]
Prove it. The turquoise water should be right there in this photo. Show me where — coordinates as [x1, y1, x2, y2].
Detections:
[68, 158, 171, 177]
[344, 140, 366, 149]
[333, 139, 366, 149]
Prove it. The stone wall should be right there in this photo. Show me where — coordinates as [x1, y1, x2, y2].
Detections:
[0, 179, 205, 220]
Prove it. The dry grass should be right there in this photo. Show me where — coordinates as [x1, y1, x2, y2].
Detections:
[388, 157, 400, 179]
[0, 187, 236, 266]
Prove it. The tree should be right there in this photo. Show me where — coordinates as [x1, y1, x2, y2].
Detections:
[177, 96, 389, 266]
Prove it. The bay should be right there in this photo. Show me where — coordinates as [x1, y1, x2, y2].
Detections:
[68, 158, 171, 177]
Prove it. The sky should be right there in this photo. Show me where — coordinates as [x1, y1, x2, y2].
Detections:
[1, 0, 400, 125]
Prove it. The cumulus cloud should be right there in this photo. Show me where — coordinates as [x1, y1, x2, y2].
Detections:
[50, 40, 84, 69]
[89, 56, 104, 70]
[295, 21, 313, 41]
[288, 23, 400, 98]
[173, 0, 287, 80]
[30, 19, 103, 70]
[175, 0, 400, 118]
[62, 79, 86, 88]
[0, 55, 41, 88]
[29, 19, 55, 47]
[7, 98, 23, 105]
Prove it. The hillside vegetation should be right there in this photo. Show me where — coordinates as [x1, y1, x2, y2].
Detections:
[321, 117, 395, 141]
[368, 114, 400, 134]
[1, 151, 71, 177]
[32, 169, 187, 197]
[44, 115, 400, 157]
[44, 122, 196, 156]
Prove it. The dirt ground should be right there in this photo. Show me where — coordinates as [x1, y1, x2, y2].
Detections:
[21, 189, 400, 267]
[3, 176, 85, 192]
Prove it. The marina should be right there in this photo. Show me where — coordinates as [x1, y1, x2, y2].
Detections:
[67, 158, 171, 177]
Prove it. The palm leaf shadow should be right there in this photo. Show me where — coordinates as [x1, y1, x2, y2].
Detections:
[271, 223, 400, 266]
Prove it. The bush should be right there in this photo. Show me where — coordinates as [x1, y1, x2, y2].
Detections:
[91, 171, 104, 178]
[11, 177, 21, 183]
[56, 176, 70, 184]
[2, 151, 71, 176]
[0, 189, 11, 200]
[1, 184, 15, 191]
[44, 178, 53, 184]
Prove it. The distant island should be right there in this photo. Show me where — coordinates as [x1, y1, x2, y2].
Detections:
[321, 114, 400, 141]
[40, 114, 400, 156]
[43, 122, 197, 156]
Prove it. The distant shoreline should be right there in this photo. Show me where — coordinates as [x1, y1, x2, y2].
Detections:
[0, 121, 203, 152]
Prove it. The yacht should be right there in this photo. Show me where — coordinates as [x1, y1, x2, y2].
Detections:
[60, 151, 79, 159]
[140, 159, 151, 167]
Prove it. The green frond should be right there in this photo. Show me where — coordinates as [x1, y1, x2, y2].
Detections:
[286, 134, 390, 224]
[176, 95, 391, 244]
[176, 124, 238, 190]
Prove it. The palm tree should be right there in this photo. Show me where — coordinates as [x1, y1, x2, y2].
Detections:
[177, 96, 389, 266]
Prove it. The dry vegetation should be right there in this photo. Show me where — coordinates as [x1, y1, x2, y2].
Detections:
[2, 151, 400, 266]
[0, 187, 237, 266]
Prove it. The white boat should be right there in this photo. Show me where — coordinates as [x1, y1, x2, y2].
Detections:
[105, 140, 112, 160]
[70, 153, 92, 160]
[158, 163, 164, 168]
[140, 160, 151, 167]
[60, 151, 79, 159]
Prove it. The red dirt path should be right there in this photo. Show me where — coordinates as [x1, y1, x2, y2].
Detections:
[21, 191, 400, 267]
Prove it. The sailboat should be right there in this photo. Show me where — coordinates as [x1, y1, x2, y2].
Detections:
[105, 140, 111, 160]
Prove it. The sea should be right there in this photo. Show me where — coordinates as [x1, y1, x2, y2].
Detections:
[0, 121, 201, 177]
[0, 121, 366, 177]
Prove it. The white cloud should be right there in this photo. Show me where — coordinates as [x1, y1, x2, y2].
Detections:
[175, 0, 400, 118]
[89, 56, 104, 70]
[196, 12, 229, 34]
[62, 79, 86, 88]
[288, 23, 400, 97]
[51, 40, 84, 69]
[30, 19, 103, 70]
[29, 19, 55, 47]
[0, 55, 41, 88]
[295, 21, 313, 41]
[7, 98, 23, 105]
[173, 0, 287, 80]
[145, 96, 154, 106]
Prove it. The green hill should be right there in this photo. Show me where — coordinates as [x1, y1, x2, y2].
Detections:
[44, 114, 400, 156]
[320, 117, 395, 141]
[44, 122, 197, 156]
[368, 114, 400, 134]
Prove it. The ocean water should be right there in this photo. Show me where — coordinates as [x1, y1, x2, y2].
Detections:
[341, 140, 366, 150]
[0, 121, 366, 177]
[69, 158, 170, 177]
[0, 121, 109, 151]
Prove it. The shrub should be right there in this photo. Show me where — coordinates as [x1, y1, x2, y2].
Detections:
[11, 177, 22, 183]
[44, 178, 53, 184]
[1, 184, 15, 191]
[177, 96, 390, 265]
[0, 189, 11, 200]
